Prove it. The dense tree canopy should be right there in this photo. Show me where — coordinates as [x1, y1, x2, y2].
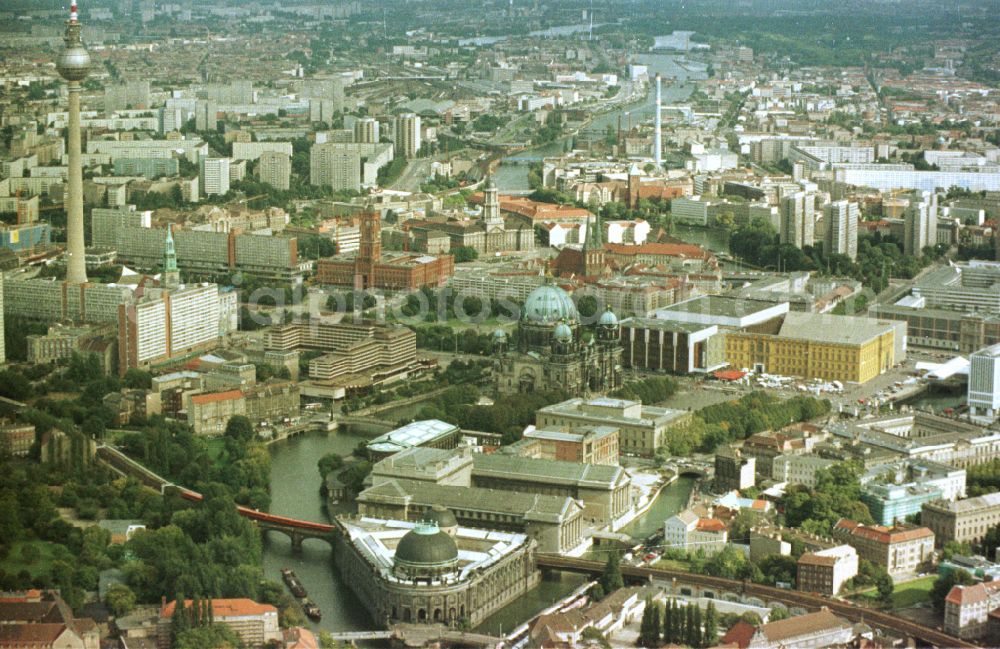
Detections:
[729, 219, 943, 295]
[781, 462, 874, 535]
[663, 392, 830, 455]
[932, 569, 974, 615]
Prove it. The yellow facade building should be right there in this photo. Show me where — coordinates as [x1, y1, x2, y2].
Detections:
[725, 312, 904, 384]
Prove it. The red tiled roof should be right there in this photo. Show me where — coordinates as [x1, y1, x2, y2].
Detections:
[696, 518, 727, 533]
[834, 518, 861, 534]
[161, 598, 277, 618]
[0, 601, 62, 624]
[0, 591, 43, 604]
[284, 627, 319, 649]
[0, 623, 69, 644]
[720, 620, 756, 649]
[759, 609, 850, 642]
[836, 519, 934, 545]
[604, 242, 712, 260]
[946, 581, 1000, 607]
[189, 389, 244, 405]
[638, 185, 686, 200]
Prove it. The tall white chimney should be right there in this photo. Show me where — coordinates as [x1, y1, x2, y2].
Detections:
[654, 73, 662, 168]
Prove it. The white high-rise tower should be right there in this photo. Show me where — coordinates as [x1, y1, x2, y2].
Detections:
[57, 0, 90, 284]
[654, 73, 662, 167]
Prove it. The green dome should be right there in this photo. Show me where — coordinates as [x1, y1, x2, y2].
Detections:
[425, 506, 458, 530]
[522, 285, 578, 324]
[492, 328, 508, 340]
[553, 322, 573, 342]
[394, 523, 458, 567]
[598, 308, 618, 327]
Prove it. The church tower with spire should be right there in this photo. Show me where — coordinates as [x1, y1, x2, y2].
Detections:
[582, 212, 605, 277]
[163, 226, 180, 289]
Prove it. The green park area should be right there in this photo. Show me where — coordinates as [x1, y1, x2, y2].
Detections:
[0, 540, 75, 581]
[855, 575, 936, 610]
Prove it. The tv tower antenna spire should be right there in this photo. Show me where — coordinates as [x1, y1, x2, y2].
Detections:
[588, 0, 594, 41]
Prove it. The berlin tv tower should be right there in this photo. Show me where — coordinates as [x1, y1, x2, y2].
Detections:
[57, 1, 90, 284]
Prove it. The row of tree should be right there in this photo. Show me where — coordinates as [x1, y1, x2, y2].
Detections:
[639, 599, 719, 648]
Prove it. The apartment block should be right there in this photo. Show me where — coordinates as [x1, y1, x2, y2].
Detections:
[715, 446, 756, 492]
[823, 200, 859, 261]
[117, 284, 224, 374]
[310, 142, 393, 190]
[395, 113, 421, 158]
[664, 510, 727, 555]
[157, 598, 281, 647]
[200, 157, 231, 196]
[354, 117, 380, 144]
[796, 545, 858, 596]
[310, 144, 359, 191]
[257, 151, 291, 191]
[3, 274, 133, 324]
[232, 141, 294, 162]
[779, 191, 815, 249]
[771, 453, 838, 488]
[833, 519, 934, 579]
[86, 139, 207, 163]
[91, 210, 300, 280]
[0, 422, 35, 457]
[265, 318, 417, 388]
[903, 191, 938, 256]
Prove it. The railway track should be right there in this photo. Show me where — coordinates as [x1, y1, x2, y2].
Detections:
[537, 555, 978, 649]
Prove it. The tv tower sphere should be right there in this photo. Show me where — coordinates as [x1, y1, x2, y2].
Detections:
[57, 3, 90, 82]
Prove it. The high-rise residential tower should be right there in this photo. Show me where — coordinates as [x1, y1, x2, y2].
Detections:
[195, 99, 217, 132]
[310, 143, 360, 191]
[199, 157, 231, 196]
[57, 0, 90, 284]
[779, 191, 815, 250]
[394, 113, 421, 159]
[354, 117, 380, 144]
[258, 151, 291, 190]
[823, 200, 859, 261]
[904, 190, 938, 257]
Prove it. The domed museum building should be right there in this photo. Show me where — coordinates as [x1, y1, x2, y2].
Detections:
[334, 506, 539, 628]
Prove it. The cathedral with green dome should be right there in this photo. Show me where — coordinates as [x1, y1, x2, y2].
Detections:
[492, 283, 622, 395]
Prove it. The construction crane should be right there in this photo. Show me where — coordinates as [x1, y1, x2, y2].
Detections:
[235, 194, 269, 208]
